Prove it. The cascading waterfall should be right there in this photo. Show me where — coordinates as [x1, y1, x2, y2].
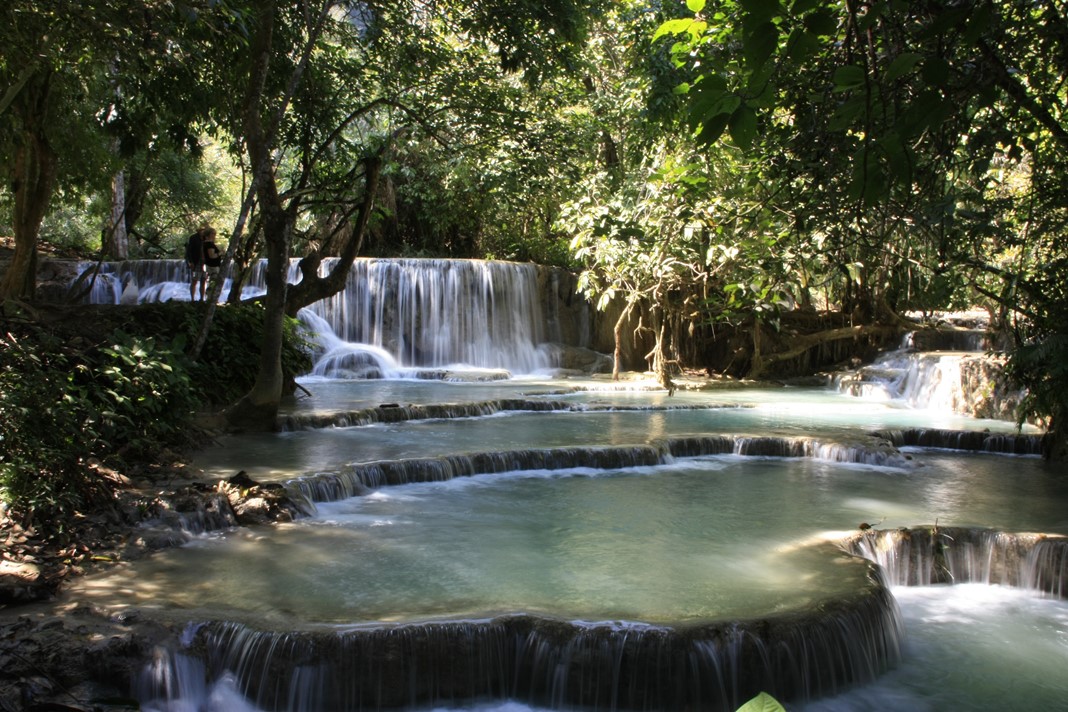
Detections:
[305, 258, 552, 374]
[79, 257, 568, 376]
[835, 344, 970, 409]
[842, 527, 1068, 593]
[281, 434, 915, 509]
[61, 261, 1061, 711]
[135, 564, 902, 712]
[835, 326, 1025, 418]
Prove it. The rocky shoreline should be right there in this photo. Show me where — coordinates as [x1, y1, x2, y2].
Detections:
[0, 465, 310, 711]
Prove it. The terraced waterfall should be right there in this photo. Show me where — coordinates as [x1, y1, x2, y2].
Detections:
[75, 259, 1065, 712]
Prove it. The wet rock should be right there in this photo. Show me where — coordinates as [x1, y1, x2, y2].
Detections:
[0, 611, 176, 712]
[217, 474, 302, 526]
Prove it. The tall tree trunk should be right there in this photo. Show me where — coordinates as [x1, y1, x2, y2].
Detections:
[1, 85, 57, 301]
[103, 167, 129, 259]
[226, 201, 293, 430]
[225, 0, 330, 430]
[612, 299, 636, 381]
[224, 0, 286, 430]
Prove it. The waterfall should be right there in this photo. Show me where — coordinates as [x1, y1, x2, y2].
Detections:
[283, 435, 915, 509]
[135, 562, 901, 712]
[871, 428, 1045, 455]
[835, 325, 1026, 419]
[842, 527, 1068, 592]
[76, 258, 594, 377]
[302, 258, 552, 374]
[835, 349, 970, 409]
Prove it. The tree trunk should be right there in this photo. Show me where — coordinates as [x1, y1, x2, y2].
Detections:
[748, 317, 765, 380]
[226, 201, 292, 431]
[103, 168, 129, 259]
[1, 78, 57, 301]
[224, 0, 329, 429]
[224, 0, 287, 430]
[612, 300, 636, 381]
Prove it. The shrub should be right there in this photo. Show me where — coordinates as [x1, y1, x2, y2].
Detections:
[0, 330, 110, 535]
[0, 301, 313, 537]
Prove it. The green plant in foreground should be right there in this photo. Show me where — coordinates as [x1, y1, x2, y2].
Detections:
[737, 692, 786, 712]
[0, 331, 107, 533]
[91, 332, 200, 461]
[0, 302, 314, 536]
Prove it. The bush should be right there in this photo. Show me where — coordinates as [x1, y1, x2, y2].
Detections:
[0, 301, 313, 537]
[0, 330, 112, 535]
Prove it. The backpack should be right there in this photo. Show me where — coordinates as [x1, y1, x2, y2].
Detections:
[185, 232, 203, 264]
[204, 241, 222, 267]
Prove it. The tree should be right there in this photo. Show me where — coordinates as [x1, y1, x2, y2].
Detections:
[658, 0, 1068, 452]
[1, 1, 239, 294]
[212, 0, 597, 429]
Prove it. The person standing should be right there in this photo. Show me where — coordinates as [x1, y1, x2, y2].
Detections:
[202, 227, 223, 297]
[185, 228, 206, 301]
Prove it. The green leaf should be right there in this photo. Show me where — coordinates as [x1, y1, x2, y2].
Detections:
[921, 57, 950, 86]
[688, 78, 740, 131]
[687, 0, 707, 12]
[728, 104, 758, 149]
[827, 96, 864, 131]
[884, 52, 923, 82]
[653, 18, 697, 42]
[741, 0, 784, 23]
[744, 21, 780, 70]
[804, 8, 838, 35]
[878, 132, 912, 185]
[696, 112, 731, 146]
[833, 65, 866, 90]
[786, 28, 820, 62]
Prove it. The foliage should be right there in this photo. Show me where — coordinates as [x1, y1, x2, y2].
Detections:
[654, 0, 1068, 433]
[184, 303, 314, 407]
[124, 302, 313, 408]
[736, 692, 786, 712]
[0, 325, 195, 535]
[0, 302, 312, 536]
[0, 329, 104, 535]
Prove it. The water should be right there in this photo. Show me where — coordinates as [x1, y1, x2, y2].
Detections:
[142, 583, 1068, 712]
[802, 585, 1068, 712]
[75, 379, 1066, 711]
[72, 259, 1066, 710]
[191, 378, 1034, 482]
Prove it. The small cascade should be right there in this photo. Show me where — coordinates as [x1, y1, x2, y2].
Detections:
[872, 428, 1045, 455]
[286, 436, 913, 507]
[287, 446, 669, 504]
[279, 398, 577, 431]
[135, 560, 901, 711]
[842, 527, 1068, 593]
[666, 434, 912, 468]
[835, 325, 1027, 419]
[279, 400, 747, 431]
[141, 491, 239, 536]
[835, 349, 969, 410]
